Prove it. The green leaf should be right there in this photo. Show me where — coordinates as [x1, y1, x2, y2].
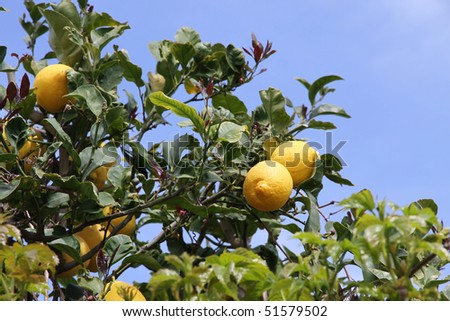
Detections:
[107, 165, 131, 189]
[0, 46, 6, 64]
[340, 189, 375, 215]
[122, 253, 162, 271]
[48, 236, 82, 263]
[43, 118, 81, 168]
[226, 45, 245, 72]
[150, 92, 205, 135]
[299, 193, 320, 233]
[324, 172, 354, 186]
[55, 0, 81, 29]
[46, 192, 70, 208]
[308, 75, 343, 106]
[333, 222, 352, 241]
[67, 84, 105, 117]
[295, 77, 311, 90]
[79, 146, 117, 181]
[43, 174, 81, 191]
[310, 104, 350, 119]
[368, 268, 392, 281]
[114, 47, 145, 87]
[41, 9, 82, 66]
[258, 87, 292, 132]
[91, 24, 130, 51]
[3, 117, 28, 151]
[98, 192, 116, 207]
[104, 235, 135, 265]
[322, 154, 353, 186]
[171, 43, 195, 67]
[77, 275, 104, 295]
[175, 27, 201, 44]
[307, 119, 336, 130]
[212, 93, 247, 115]
[412, 199, 438, 215]
[0, 180, 20, 200]
[217, 121, 246, 143]
[442, 284, 450, 300]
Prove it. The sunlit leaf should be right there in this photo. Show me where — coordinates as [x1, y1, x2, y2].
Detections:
[150, 91, 205, 135]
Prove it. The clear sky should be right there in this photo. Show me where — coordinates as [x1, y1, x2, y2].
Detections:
[2, 0, 450, 282]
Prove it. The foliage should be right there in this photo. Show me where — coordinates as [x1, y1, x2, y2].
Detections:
[0, 0, 448, 301]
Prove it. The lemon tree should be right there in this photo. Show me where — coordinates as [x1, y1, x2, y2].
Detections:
[0, 0, 448, 302]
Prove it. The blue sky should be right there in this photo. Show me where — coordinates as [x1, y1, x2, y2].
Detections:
[2, 0, 450, 282]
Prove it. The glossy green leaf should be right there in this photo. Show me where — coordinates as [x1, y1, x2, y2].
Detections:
[340, 189, 375, 214]
[212, 93, 247, 115]
[307, 119, 336, 130]
[299, 193, 320, 233]
[226, 45, 245, 72]
[55, 0, 81, 29]
[114, 47, 145, 87]
[150, 92, 205, 135]
[41, 9, 82, 66]
[310, 103, 350, 119]
[67, 84, 105, 117]
[49, 236, 82, 263]
[104, 235, 135, 265]
[308, 75, 343, 106]
[43, 118, 81, 168]
[295, 77, 311, 90]
[175, 27, 201, 44]
[171, 43, 195, 67]
[217, 121, 245, 143]
[258, 87, 292, 132]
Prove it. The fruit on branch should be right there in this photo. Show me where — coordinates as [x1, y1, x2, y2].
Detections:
[243, 160, 293, 211]
[33, 64, 73, 113]
[270, 140, 319, 186]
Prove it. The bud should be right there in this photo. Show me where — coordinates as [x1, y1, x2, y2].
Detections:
[148, 72, 166, 92]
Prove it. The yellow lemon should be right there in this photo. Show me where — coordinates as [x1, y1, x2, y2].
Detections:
[89, 166, 109, 189]
[2, 128, 46, 174]
[58, 235, 91, 278]
[102, 280, 146, 301]
[75, 224, 109, 272]
[270, 140, 319, 186]
[34, 64, 74, 113]
[103, 206, 136, 236]
[243, 160, 293, 211]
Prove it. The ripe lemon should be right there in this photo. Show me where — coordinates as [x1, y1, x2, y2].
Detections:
[102, 280, 146, 301]
[89, 166, 109, 189]
[21, 131, 46, 174]
[270, 140, 319, 186]
[58, 235, 91, 278]
[243, 160, 293, 211]
[103, 206, 136, 236]
[75, 224, 109, 272]
[2, 128, 46, 174]
[34, 64, 73, 113]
